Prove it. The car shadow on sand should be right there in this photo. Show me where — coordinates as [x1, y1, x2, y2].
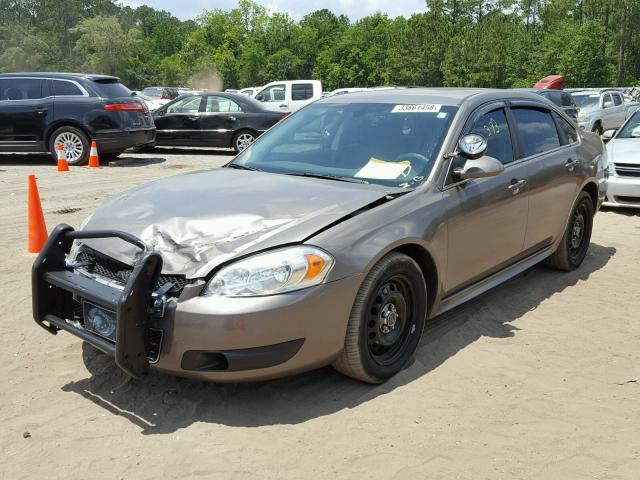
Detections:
[61, 243, 615, 435]
[0, 153, 55, 166]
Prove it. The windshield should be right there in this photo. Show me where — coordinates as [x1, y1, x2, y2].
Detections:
[617, 111, 640, 138]
[142, 87, 162, 98]
[232, 102, 457, 189]
[573, 94, 600, 109]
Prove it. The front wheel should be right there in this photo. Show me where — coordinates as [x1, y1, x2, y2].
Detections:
[333, 253, 427, 383]
[233, 130, 257, 153]
[543, 191, 594, 271]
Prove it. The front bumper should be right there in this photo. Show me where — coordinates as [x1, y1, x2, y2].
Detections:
[32, 224, 361, 382]
[603, 175, 640, 208]
[95, 128, 156, 153]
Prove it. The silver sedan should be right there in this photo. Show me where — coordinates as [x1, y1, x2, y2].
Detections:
[603, 111, 640, 208]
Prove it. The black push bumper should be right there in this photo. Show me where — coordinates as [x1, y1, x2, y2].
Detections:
[32, 224, 164, 378]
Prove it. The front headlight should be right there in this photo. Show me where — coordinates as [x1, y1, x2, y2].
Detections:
[202, 246, 334, 297]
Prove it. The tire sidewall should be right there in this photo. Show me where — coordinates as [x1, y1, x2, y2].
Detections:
[565, 192, 594, 269]
[357, 255, 427, 381]
[49, 126, 90, 166]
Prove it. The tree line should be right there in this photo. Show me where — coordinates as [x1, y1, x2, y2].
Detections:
[1, 0, 639, 90]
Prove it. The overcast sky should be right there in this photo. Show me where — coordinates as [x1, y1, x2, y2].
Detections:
[121, 0, 427, 21]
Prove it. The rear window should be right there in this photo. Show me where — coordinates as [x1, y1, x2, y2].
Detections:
[93, 80, 131, 98]
[142, 87, 162, 97]
[561, 93, 576, 107]
[292, 83, 314, 101]
[512, 107, 561, 157]
[542, 91, 563, 107]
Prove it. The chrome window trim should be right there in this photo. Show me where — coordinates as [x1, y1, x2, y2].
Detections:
[0, 76, 90, 100]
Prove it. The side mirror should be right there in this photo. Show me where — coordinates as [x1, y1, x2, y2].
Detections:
[458, 134, 488, 159]
[255, 94, 265, 102]
[156, 109, 165, 116]
[602, 129, 616, 141]
[454, 155, 505, 180]
[603, 100, 614, 109]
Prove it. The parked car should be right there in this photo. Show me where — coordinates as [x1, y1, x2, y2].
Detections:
[132, 91, 164, 112]
[254, 80, 322, 112]
[534, 75, 565, 90]
[517, 88, 579, 121]
[141, 86, 179, 105]
[602, 110, 640, 208]
[0, 73, 155, 165]
[32, 88, 606, 383]
[152, 91, 286, 152]
[239, 87, 262, 97]
[572, 88, 639, 135]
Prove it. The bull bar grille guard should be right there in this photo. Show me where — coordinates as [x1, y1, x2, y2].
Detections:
[32, 224, 167, 378]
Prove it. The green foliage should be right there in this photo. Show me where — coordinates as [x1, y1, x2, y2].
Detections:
[0, 0, 639, 89]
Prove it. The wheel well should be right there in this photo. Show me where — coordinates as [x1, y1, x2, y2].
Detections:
[45, 122, 91, 148]
[392, 244, 438, 316]
[582, 181, 598, 209]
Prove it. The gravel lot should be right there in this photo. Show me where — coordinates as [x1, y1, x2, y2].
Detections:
[1, 149, 639, 480]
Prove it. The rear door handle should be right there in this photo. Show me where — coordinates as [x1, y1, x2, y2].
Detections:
[229, 116, 237, 121]
[279, 104, 287, 108]
[188, 116, 199, 121]
[508, 179, 527, 195]
[565, 158, 579, 171]
[35, 107, 48, 115]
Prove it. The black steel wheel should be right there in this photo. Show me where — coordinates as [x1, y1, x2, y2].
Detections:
[544, 191, 594, 271]
[333, 252, 427, 383]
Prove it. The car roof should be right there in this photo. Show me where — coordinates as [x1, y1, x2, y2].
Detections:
[0, 72, 120, 82]
[316, 87, 546, 106]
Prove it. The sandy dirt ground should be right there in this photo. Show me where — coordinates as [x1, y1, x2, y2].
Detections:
[1, 150, 639, 480]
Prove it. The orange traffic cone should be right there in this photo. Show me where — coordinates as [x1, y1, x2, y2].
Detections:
[56, 143, 70, 172]
[27, 175, 48, 253]
[87, 140, 100, 168]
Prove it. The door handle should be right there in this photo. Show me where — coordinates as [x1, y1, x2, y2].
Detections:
[229, 116, 237, 121]
[508, 179, 527, 195]
[35, 107, 48, 115]
[188, 116, 199, 121]
[565, 158, 579, 171]
[279, 104, 287, 108]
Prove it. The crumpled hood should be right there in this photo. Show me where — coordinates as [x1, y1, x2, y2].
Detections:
[78, 168, 389, 278]
[608, 138, 640, 164]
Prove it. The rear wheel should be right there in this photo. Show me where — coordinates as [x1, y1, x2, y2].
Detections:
[544, 191, 594, 271]
[49, 126, 90, 166]
[333, 253, 427, 383]
[233, 130, 257, 153]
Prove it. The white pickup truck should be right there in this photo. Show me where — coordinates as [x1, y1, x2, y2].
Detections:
[572, 88, 640, 135]
[254, 80, 322, 113]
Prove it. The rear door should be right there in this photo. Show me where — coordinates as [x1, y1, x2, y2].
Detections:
[610, 92, 627, 128]
[444, 103, 529, 293]
[199, 95, 242, 147]
[153, 95, 203, 145]
[0, 77, 52, 151]
[510, 104, 581, 251]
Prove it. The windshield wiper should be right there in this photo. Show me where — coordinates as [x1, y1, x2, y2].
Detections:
[285, 172, 369, 184]
[226, 163, 259, 171]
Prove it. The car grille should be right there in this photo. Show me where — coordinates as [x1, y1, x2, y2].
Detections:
[614, 163, 640, 177]
[75, 245, 190, 296]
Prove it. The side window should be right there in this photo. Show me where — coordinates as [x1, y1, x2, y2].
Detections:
[555, 114, 578, 145]
[470, 108, 514, 165]
[511, 107, 561, 157]
[602, 93, 613, 107]
[0, 78, 44, 100]
[52, 80, 83, 96]
[612, 93, 623, 106]
[291, 83, 314, 101]
[561, 93, 576, 107]
[544, 91, 563, 107]
[166, 96, 202, 114]
[205, 96, 242, 113]
[259, 85, 286, 102]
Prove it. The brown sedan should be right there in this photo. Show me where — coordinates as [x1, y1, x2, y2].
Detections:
[32, 89, 607, 383]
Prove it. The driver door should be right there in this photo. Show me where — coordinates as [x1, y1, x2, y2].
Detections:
[154, 95, 204, 145]
[443, 103, 529, 295]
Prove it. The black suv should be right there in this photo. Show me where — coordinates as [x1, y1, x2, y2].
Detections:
[0, 73, 156, 165]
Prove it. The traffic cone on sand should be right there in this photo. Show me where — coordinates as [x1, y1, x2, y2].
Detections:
[56, 143, 69, 172]
[87, 141, 100, 168]
[27, 175, 48, 253]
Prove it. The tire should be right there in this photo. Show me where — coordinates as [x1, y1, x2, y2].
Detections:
[592, 122, 603, 136]
[333, 253, 427, 383]
[49, 126, 90, 166]
[101, 151, 123, 161]
[232, 130, 257, 153]
[543, 191, 594, 271]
